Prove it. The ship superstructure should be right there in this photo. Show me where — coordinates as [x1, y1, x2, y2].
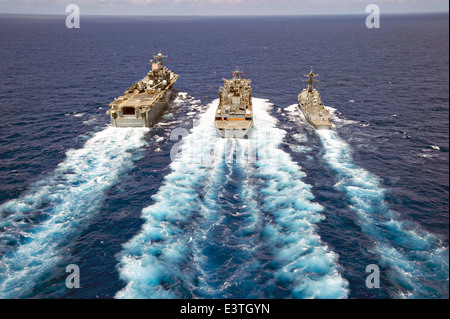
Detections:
[214, 68, 253, 138]
[298, 68, 332, 129]
[107, 52, 179, 127]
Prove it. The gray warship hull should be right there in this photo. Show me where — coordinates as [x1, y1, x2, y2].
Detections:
[297, 89, 332, 130]
[297, 103, 332, 129]
[300, 113, 331, 129]
[215, 120, 253, 138]
[109, 89, 172, 127]
[214, 68, 253, 139]
[107, 52, 178, 128]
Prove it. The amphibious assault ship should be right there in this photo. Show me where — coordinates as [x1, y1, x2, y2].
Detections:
[298, 68, 332, 129]
[107, 52, 179, 127]
[214, 68, 253, 138]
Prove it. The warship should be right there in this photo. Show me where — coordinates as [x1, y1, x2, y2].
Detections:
[107, 52, 179, 127]
[214, 68, 253, 138]
[298, 68, 332, 129]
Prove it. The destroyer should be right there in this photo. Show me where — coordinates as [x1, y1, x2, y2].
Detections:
[107, 52, 179, 127]
[298, 68, 332, 129]
[214, 68, 253, 138]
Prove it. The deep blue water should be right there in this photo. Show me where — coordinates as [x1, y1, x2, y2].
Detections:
[0, 13, 448, 299]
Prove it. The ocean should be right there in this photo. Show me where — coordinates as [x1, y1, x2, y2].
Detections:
[0, 13, 448, 299]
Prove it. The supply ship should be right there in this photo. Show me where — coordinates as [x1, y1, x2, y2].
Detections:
[214, 68, 253, 138]
[107, 52, 179, 127]
[298, 68, 332, 129]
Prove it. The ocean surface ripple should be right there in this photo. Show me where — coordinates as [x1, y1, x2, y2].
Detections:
[0, 14, 447, 299]
[116, 98, 348, 298]
[0, 127, 147, 298]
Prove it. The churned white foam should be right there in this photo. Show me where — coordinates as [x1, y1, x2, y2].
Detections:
[317, 129, 449, 298]
[284, 104, 304, 126]
[284, 104, 298, 113]
[325, 106, 359, 126]
[173, 92, 188, 104]
[190, 138, 267, 298]
[0, 126, 148, 298]
[289, 144, 312, 154]
[82, 116, 97, 126]
[115, 100, 223, 299]
[116, 97, 349, 299]
[242, 98, 349, 299]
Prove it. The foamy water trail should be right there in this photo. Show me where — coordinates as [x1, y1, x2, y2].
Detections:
[316, 129, 449, 298]
[286, 103, 449, 298]
[0, 126, 148, 298]
[115, 100, 223, 298]
[240, 98, 349, 299]
[117, 98, 349, 299]
[191, 138, 265, 298]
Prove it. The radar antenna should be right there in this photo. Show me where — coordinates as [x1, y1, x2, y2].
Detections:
[150, 51, 169, 68]
[232, 66, 243, 79]
[304, 66, 320, 93]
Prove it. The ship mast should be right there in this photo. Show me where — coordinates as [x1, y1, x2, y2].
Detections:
[232, 67, 243, 80]
[150, 51, 168, 69]
[231, 67, 243, 95]
[304, 66, 319, 93]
